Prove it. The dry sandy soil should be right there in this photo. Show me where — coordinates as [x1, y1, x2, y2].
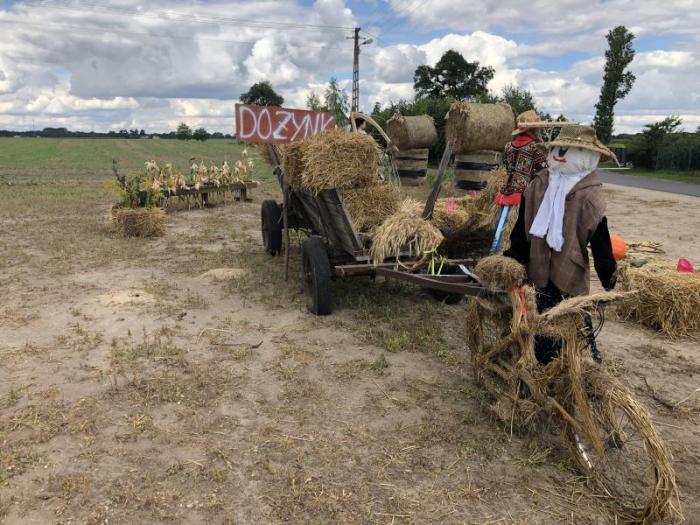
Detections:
[1, 171, 698, 524]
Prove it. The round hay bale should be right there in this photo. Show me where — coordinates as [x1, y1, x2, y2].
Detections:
[342, 184, 402, 233]
[446, 102, 514, 154]
[385, 114, 437, 150]
[474, 255, 526, 291]
[112, 207, 166, 238]
[300, 129, 382, 192]
[370, 199, 444, 264]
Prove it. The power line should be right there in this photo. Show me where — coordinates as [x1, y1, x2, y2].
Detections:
[381, 0, 422, 36]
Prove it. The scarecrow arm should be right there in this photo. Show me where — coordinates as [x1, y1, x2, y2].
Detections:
[589, 217, 617, 290]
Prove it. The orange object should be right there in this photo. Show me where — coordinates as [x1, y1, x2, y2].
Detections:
[610, 234, 628, 261]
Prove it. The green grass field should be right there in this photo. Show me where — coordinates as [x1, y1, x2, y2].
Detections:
[0, 137, 251, 179]
[620, 168, 700, 185]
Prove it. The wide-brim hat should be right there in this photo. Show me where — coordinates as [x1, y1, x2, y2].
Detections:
[548, 124, 617, 163]
[512, 109, 540, 136]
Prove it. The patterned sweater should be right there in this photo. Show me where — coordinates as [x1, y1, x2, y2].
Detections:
[502, 135, 548, 194]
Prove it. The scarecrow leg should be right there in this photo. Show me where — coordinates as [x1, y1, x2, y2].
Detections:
[489, 205, 511, 254]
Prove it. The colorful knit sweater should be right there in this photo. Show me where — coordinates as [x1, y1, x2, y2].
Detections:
[501, 135, 548, 194]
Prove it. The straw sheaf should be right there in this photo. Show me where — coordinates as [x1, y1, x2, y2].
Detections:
[445, 102, 515, 154]
[407, 198, 471, 233]
[385, 113, 438, 150]
[112, 207, 166, 238]
[369, 198, 444, 264]
[341, 184, 402, 233]
[616, 262, 700, 338]
[299, 129, 382, 192]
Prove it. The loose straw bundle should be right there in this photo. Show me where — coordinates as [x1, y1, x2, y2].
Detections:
[385, 113, 437, 150]
[112, 207, 166, 238]
[300, 129, 381, 192]
[446, 102, 514, 154]
[617, 262, 700, 338]
[342, 184, 402, 233]
[473, 255, 526, 291]
[370, 199, 444, 264]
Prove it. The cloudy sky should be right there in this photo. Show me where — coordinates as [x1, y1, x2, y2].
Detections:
[1, 0, 699, 134]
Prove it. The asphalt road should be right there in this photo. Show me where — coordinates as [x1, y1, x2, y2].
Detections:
[599, 170, 700, 197]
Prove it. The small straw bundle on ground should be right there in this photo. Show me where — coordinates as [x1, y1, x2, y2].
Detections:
[279, 142, 305, 189]
[370, 199, 444, 264]
[112, 207, 166, 238]
[616, 262, 700, 338]
[300, 129, 381, 192]
[473, 255, 526, 291]
[342, 184, 402, 233]
[446, 102, 514, 154]
[385, 114, 437, 150]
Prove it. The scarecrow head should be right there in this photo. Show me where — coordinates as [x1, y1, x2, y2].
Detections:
[546, 125, 617, 175]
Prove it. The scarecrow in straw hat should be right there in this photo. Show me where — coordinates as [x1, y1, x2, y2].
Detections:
[505, 125, 618, 364]
[489, 110, 548, 253]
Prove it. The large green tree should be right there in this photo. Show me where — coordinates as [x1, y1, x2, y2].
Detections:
[593, 26, 636, 144]
[629, 115, 683, 169]
[240, 81, 284, 106]
[414, 50, 494, 100]
[192, 127, 210, 141]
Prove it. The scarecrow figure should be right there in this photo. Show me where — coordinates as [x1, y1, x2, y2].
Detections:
[490, 110, 548, 253]
[504, 125, 618, 364]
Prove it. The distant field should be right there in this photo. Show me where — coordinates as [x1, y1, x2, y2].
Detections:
[0, 137, 248, 179]
[622, 168, 700, 185]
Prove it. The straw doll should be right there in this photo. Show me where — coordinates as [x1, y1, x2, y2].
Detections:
[504, 125, 618, 364]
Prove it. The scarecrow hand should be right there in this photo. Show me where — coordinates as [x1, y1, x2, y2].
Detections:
[494, 192, 522, 206]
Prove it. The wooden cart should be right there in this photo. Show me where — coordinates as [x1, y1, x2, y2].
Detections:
[261, 145, 503, 315]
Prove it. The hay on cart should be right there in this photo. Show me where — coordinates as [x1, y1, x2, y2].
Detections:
[342, 184, 402, 233]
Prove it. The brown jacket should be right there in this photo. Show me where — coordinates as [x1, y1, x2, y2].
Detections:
[522, 170, 606, 296]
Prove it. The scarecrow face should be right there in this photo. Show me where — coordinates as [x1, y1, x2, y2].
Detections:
[547, 145, 600, 175]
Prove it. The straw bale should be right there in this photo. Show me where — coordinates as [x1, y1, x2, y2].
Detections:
[112, 207, 166, 238]
[474, 255, 526, 291]
[279, 141, 305, 189]
[342, 184, 402, 233]
[300, 129, 381, 192]
[370, 199, 444, 264]
[616, 262, 700, 338]
[385, 113, 437, 150]
[446, 102, 514, 154]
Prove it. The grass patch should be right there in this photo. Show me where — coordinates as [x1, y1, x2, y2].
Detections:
[607, 168, 700, 185]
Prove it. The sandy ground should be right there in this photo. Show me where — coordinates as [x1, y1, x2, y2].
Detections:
[0, 176, 698, 524]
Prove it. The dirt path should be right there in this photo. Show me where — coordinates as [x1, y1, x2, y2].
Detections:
[1, 175, 698, 524]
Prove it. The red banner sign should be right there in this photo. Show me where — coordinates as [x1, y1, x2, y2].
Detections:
[235, 103, 336, 144]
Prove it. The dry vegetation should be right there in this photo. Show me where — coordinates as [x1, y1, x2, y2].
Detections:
[1, 143, 699, 523]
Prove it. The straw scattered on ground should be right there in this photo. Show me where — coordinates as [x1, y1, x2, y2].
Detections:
[342, 184, 401, 233]
[446, 102, 514, 154]
[616, 262, 700, 338]
[370, 198, 444, 264]
[112, 207, 166, 237]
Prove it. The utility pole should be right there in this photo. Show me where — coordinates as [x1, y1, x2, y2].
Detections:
[348, 27, 372, 114]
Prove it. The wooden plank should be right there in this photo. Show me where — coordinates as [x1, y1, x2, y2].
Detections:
[317, 190, 364, 255]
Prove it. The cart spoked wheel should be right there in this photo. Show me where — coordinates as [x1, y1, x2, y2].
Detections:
[301, 237, 332, 315]
[261, 200, 283, 256]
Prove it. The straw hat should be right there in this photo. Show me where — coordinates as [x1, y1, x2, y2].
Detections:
[512, 110, 540, 136]
[548, 125, 617, 163]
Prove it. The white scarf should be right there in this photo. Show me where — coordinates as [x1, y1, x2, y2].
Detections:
[529, 147, 600, 252]
[528, 170, 587, 251]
